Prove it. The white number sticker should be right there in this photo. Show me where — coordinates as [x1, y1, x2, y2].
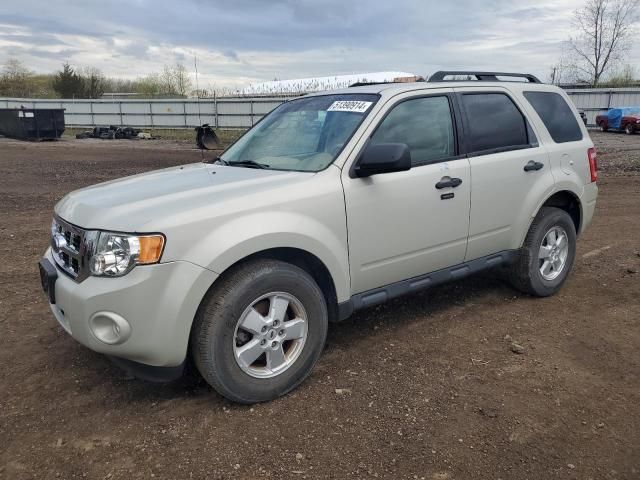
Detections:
[327, 101, 373, 113]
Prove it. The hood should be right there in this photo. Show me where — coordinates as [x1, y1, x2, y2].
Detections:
[55, 162, 313, 231]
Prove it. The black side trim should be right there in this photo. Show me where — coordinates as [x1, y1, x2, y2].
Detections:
[107, 356, 185, 383]
[336, 250, 517, 321]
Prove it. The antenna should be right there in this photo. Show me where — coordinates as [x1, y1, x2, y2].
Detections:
[194, 54, 204, 160]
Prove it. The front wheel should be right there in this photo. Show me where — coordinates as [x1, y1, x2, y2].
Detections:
[599, 123, 608, 132]
[191, 259, 328, 403]
[625, 124, 635, 135]
[507, 207, 576, 297]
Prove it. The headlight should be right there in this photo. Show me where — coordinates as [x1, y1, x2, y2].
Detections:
[89, 232, 165, 277]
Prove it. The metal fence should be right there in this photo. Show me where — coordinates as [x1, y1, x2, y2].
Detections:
[3, 88, 640, 129]
[564, 88, 640, 126]
[0, 96, 300, 129]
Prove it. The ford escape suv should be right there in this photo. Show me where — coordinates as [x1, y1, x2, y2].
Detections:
[39, 71, 598, 403]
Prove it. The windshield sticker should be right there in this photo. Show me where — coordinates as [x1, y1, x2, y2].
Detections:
[327, 101, 373, 113]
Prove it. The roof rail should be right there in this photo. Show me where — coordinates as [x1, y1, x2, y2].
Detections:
[428, 71, 542, 84]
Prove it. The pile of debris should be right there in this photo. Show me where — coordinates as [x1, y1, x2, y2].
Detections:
[76, 126, 152, 140]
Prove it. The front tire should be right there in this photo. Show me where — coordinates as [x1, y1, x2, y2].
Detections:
[507, 207, 576, 297]
[599, 123, 608, 132]
[191, 259, 328, 403]
[625, 124, 635, 135]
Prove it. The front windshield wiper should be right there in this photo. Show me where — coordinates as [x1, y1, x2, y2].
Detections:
[227, 160, 270, 169]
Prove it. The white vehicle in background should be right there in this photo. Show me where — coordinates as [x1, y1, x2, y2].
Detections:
[39, 71, 598, 403]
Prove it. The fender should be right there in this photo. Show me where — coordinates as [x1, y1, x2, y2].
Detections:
[518, 183, 584, 247]
[180, 210, 351, 303]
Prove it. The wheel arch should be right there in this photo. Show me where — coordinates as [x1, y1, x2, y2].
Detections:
[534, 189, 582, 236]
[205, 247, 341, 323]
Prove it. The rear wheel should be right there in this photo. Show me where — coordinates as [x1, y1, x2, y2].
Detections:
[191, 259, 328, 403]
[599, 123, 608, 132]
[507, 207, 576, 297]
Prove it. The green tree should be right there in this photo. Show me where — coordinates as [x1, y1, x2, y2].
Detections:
[52, 63, 84, 98]
[135, 73, 162, 97]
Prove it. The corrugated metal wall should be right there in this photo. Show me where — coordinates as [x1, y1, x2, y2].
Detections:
[565, 88, 640, 125]
[0, 97, 298, 129]
[3, 88, 640, 129]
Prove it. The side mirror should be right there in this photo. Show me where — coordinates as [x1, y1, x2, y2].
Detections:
[353, 143, 412, 177]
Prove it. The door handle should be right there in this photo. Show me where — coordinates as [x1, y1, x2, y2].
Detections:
[435, 177, 463, 189]
[524, 160, 544, 172]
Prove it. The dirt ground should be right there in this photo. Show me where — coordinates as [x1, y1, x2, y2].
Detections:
[0, 131, 638, 480]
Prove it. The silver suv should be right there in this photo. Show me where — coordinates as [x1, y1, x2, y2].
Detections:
[39, 71, 598, 403]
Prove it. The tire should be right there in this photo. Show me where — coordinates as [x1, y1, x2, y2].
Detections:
[599, 123, 608, 132]
[625, 124, 635, 135]
[191, 259, 328, 403]
[507, 207, 576, 297]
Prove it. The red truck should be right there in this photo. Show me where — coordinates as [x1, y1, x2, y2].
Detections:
[596, 107, 640, 134]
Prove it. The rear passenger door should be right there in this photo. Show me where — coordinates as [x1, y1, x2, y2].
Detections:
[456, 88, 555, 261]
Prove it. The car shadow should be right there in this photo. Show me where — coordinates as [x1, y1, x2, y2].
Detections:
[73, 270, 517, 405]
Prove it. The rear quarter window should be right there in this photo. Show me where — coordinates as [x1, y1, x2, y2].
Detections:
[523, 91, 583, 143]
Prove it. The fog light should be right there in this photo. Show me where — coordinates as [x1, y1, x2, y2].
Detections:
[89, 312, 131, 345]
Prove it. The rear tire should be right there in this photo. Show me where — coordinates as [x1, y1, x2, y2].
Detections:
[599, 123, 608, 132]
[507, 207, 576, 297]
[191, 259, 328, 403]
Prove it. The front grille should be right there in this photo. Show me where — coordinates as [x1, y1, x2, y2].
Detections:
[51, 216, 97, 282]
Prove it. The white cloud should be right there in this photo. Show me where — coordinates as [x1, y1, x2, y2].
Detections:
[0, 0, 638, 88]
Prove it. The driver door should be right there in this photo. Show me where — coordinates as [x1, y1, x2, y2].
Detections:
[342, 91, 471, 294]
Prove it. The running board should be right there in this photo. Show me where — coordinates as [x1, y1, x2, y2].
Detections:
[336, 250, 517, 321]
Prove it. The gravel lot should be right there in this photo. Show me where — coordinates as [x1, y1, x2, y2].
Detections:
[0, 131, 638, 480]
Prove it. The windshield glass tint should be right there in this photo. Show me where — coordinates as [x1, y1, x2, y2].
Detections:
[221, 94, 378, 171]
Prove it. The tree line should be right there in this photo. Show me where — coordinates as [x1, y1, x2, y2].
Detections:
[0, 60, 196, 99]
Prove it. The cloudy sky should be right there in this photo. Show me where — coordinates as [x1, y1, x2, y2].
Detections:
[0, 0, 633, 88]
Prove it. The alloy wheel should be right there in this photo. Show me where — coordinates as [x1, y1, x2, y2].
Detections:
[233, 292, 308, 378]
[538, 226, 569, 281]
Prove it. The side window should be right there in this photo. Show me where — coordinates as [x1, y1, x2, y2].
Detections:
[370, 96, 455, 165]
[523, 91, 583, 143]
[460, 93, 530, 154]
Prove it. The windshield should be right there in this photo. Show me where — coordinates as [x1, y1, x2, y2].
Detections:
[220, 93, 379, 172]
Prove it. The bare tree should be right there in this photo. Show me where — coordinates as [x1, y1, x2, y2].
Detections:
[568, 0, 639, 86]
[0, 58, 33, 97]
[80, 67, 106, 99]
[173, 63, 192, 97]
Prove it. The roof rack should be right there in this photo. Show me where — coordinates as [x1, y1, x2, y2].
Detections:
[428, 71, 542, 84]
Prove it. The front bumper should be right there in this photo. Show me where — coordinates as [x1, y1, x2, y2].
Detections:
[41, 247, 217, 367]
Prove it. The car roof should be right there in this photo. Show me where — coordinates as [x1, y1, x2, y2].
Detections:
[305, 81, 559, 98]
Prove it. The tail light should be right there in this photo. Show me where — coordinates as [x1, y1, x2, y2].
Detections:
[588, 147, 597, 183]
